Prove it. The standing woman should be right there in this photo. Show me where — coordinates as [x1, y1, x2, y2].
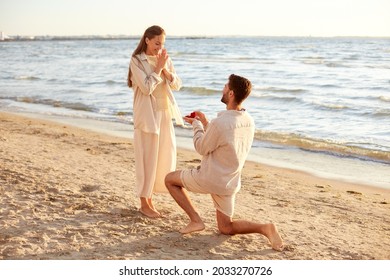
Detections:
[127, 25, 183, 218]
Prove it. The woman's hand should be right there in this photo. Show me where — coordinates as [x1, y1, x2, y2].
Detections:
[158, 49, 173, 82]
[155, 49, 168, 75]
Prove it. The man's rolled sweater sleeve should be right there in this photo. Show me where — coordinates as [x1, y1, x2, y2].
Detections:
[192, 119, 220, 156]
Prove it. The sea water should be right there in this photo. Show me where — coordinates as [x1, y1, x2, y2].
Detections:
[1, 36, 389, 188]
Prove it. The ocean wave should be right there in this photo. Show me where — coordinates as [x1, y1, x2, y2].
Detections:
[86, 80, 122, 86]
[301, 56, 325, 65]
[325, 62, 350, 68]
[302, 59, 324, 65]
[257, 86, 307, 94]
[253, 94, 299, 102]
[8, 96, 95, 112]
[379, 96, 390, 102]
[344, 54, 360, 60]
[254, 130, 390, 163]
[105, 80, 118, 85]
[314, 102, 349, 110]
[372, 109, 390, 118]
[366, 64, 390, 70]
[14, 75, 40, 80]
[318, 84, 341, 89]
[174, 51, 202, 56]
[301, 58, 351, 68]
[180, 86, 220, 95]
[115, 111, 132, 116]
[302, 56, 326, 60]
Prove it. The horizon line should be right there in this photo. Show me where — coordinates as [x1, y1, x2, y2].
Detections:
[1, 33, 390, 40]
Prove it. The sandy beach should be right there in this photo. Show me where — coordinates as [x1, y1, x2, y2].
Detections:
[1, 111, 389, 260]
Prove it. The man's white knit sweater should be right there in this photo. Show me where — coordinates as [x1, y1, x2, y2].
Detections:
[190, 109, 255, 195]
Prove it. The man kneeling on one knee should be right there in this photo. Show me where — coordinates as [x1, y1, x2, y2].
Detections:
[165, 74, 284, 251]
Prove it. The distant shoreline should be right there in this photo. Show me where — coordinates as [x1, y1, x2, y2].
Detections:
[1, 35, 390, 42]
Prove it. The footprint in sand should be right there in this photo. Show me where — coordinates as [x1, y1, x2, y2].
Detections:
[80, 185, 100, 192]
[346, 190, 362, 195]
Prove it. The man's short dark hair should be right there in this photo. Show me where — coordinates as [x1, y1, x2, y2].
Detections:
[228, 74, 252, 104]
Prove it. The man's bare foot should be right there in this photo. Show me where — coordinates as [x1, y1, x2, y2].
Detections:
[179, 221, 205, 234]
[264, 223, 284, 251]
[139, 207, 161, 218]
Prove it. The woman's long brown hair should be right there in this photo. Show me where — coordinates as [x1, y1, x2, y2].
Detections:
[127, 25, 166, 87]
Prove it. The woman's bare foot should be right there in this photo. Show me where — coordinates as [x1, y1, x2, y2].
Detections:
[148, 199, 158, 211]
[139, 197, 161, 218]
[139, 207, 161, 218]
[264, 223, 284, 251]
[179, 221, 205, 234]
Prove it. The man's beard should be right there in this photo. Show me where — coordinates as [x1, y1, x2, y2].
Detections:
[221, 94, 228, 104]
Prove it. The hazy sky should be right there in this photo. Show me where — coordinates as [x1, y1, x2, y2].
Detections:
[1, 0, 389, 37]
